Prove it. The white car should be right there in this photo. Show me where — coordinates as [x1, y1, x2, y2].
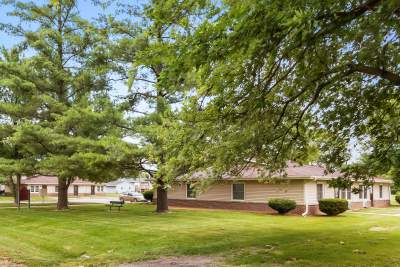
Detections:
[119, 192, 146, 202]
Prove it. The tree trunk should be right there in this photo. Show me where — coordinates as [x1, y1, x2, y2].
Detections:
[15, 174, 21, 205]
[57, 178, 69, 210]
[7, 176, 17, 203]
[156, 180, 168, 213]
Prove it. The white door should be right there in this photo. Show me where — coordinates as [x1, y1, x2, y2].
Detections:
[362, 187, 369, 208]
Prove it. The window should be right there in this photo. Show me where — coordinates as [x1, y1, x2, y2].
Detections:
[35, 186, 39, 192]
[364, 186, 368, 199]
[186, 183, 196, 199]
[379, 185, 383, 198]
[30, 186, 35, 193]
[336, 187, 351, 200]
[334, 188, 340, 198]
[317, 184, 323, 200]
[55, 186, 59, 192]
[340, 189, 346, 199]
[359, 185, 363, 199]
[232, 183, 245, 200]
[97, 186, 100, 191]
[101, 186, 104, 192]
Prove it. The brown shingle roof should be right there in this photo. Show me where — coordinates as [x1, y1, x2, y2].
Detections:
[21, 175, 100, 185]
[187, 162, 393, 184]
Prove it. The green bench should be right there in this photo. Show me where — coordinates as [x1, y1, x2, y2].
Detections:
[106, 200, 124, 211]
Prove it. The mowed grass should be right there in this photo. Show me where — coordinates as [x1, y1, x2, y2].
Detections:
[0, 204, 399, 267]
[0, 196, 57, 202]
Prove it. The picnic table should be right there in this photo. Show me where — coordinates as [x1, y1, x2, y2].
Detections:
[106, 200, 125, 211]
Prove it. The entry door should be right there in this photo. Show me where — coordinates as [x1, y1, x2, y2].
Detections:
[42, 185, 48, 194]
[91, 185, 95, 195]
[362, 187, 369, 208]
[74, 185, 79, 196]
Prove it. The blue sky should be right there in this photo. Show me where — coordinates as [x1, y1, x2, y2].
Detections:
[0, 1, 118, 48]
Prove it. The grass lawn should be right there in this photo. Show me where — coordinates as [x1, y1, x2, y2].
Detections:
[0, 204, 399, 267]
[0, 195, 57, 202]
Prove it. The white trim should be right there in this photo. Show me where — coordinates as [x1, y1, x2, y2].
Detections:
[302, 182, 309, 216]
[231, 183, 245, 201]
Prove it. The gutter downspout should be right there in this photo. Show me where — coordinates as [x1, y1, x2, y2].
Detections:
[302, 182, 309, 216]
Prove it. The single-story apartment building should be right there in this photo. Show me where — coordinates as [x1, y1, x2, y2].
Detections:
[165, 163, 393, 215]
[105, 178, 152, 194]
[22, 176, 107, 197]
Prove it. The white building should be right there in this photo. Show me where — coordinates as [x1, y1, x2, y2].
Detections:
[105, 178, 152, 194]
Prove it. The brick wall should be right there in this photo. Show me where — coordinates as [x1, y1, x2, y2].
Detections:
[167, 199, 320, 215]
[373, 200, 390, 208]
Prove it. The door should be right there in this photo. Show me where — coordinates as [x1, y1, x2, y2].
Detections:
[74, 185, 79, 196]
[91, 185, 95, 195]
[42, 185, 48, 194]
[362, 186, 369, 208]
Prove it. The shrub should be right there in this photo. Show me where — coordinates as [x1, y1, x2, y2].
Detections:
[143, 190, 154, 202]
[268, 198, 296, 214]
[395, 193, 400, 204]
[319, 198, 348, 216]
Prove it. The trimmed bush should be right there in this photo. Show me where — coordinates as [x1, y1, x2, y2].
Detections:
[143, 190, 154, 202]
[395, 193, 400, 204]
[268, 198, 297, 214]
[319, 198, 348, 216]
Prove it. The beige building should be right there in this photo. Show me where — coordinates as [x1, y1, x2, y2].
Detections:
[22, 176, 107, 197]
[166, 163, 392, 215]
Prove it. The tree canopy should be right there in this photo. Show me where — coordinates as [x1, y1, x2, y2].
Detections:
[177, 0, 400, 182]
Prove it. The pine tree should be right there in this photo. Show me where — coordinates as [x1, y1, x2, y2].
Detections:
[0, 46, 39, 202]
[0, 0, 142, 209]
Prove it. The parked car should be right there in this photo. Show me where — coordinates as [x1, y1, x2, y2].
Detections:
[119, 192, 146, 202]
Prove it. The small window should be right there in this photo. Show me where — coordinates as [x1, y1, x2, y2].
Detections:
[101, 186, 104, 192]
[30, 186, 35, 193]
[347, 187, 351, 200]
[55, 186, 59, 192]
[334, 188, 340, 199]
[364, 186, 368, 199]
[317, 184, 323, 200]
[340, 189, 346, 199]
[35, 186, 40, 192]
[232, 183, 245, 200]
[186, 183, 196, 199]
[379, 185, 383, 198]
[359, 185, 363, 199]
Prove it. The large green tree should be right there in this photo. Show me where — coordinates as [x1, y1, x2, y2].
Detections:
[0, 0, 141, 209]
[179, 0, 400, 181]
[0, 46, 38, 202]
[109, 0, 210, 212]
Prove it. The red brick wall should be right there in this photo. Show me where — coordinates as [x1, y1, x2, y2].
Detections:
[373, 200, 390, 208]
[349, 201, 364, 210]
[167, 199, 320, 215]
